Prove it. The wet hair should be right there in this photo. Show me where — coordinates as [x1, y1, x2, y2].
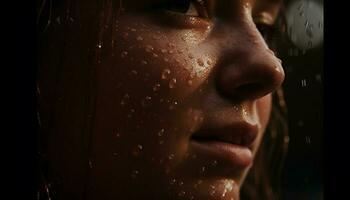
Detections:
[36, 1, 289, 199]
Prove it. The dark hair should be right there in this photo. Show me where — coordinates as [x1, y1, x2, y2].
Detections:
[36, 1, 289, 199]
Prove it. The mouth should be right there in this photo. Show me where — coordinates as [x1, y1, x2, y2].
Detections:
[190, 122, 259, 168]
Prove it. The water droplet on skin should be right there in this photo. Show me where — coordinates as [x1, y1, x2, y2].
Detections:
[162, 69, 171, 80]
[178, 191, 186, 197]
[141, 96, 152, 107]
[207, 59, 212, 65]
[169, 50, 174, 54]
[89, 160, 93, 169]
[164, 58, 169, 62]
[168, 42, 175, 48]
[200, 166, 206, 174]
[145, 45, 154, 52]
[122, 32, 129, 39]
[141, 60, 148, 65]
[131, 170, 139, 179]
[121, 51, 128, 58]
[131, 70, 138, 75]
[152, 53, 159, 58]
[161, 49, 168, 53]
[131, 28, 137, 32]
[132, 145, 143, 156]
[158, 129, 165, 136]
[178, 181, 184, 186]
[177, 49, 184, 54]
[187, 80, 193, 86]
[210, 185, 216, 196]
[188, 53, 194, 59]
[168, 154, 175, 160]
[211, 160, 218, 167]
[137, 36, 143, 41]
[197, 58, 204, 66]
[169, 78, 177, 88]
[153, 83, 161, 92]
[170, 178, 177, 185]
[97, 43, 102, 49]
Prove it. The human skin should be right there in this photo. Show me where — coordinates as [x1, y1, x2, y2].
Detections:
[42, 0, 284, 199]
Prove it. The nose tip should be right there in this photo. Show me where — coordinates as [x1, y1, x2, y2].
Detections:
[216, 49, 285, 101]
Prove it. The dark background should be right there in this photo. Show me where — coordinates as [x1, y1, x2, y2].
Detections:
[279, 1, 323, 199]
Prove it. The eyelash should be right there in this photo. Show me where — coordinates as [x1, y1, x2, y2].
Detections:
[157, 0, 210, 19]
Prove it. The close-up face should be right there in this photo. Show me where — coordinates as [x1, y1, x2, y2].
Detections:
[38, 0, 285, 199]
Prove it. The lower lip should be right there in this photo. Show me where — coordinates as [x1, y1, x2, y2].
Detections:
[190, 140, 253, 167]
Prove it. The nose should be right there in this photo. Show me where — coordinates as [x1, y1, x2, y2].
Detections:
[215, 32, 285, 102]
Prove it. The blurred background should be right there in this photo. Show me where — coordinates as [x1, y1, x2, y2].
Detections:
[278, 0, 323, 199]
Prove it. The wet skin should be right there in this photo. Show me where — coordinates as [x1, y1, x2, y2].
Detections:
[64, 0, 285, 199]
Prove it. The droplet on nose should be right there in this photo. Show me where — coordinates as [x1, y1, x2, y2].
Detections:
[161, 69, 171, 80]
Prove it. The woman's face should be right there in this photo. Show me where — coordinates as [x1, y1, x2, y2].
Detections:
[88, 0, 284, 199]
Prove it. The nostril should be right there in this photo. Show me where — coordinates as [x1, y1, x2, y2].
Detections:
[235, 83, 262, 94]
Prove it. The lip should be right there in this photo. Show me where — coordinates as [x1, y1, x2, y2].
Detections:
[190, 122, 259, 168]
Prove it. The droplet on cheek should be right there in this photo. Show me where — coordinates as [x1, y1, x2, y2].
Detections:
[197, 58, 204, 66]
[153, 83, 161, 92]
[121, 51, 128, 58]
[145, 45, 154, 52]
[169, 78, 177, 89]
[161, 69, 171, 80]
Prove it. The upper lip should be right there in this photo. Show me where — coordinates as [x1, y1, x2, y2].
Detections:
[190, 121, 259, 149]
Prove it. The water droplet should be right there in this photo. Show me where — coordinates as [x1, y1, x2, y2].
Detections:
[131, 28, 137, 32]
[169, 78, 177, 88]
[131, 70, 138, 75]
[97, 43, 102, 49]
[121, 51, 128, 58]
[161, 69, 171, 80]
[161, 49, 168, 53]
[188, 53, 194, 59]
[178, 191, 186, 197]
[141, 96, 152, 107]
[122, 32, 129, 39]
[187, 80, 193, 86]
[200, 166, 206, 174]
[210, 185, 216, 196]
[178, 181, 184, 186]
[177, 49, 184, 54]
[207, 59, 212, 65]
[158, 129, 165, 136]
[132, 145, 143, 156]
[131, 170, 139, 179]
[315, 74, 322, 82]
[211, 160, 218, 167]
[168, 154, 175, 160]
[164, 58, 169, 62]
[152, 83, 161, 92]
[301, 79, 307, 87]
[284, 136, 290, 144]
[145, 45, 154, 52]
[168, 50, 174, 54]
[168, 42, 175, 48]
[152, 53, 159, 58]
[197, 58, 204, 66]
[88, 160, 93, 169]
[136, 36, 143, 41]
[170, 178, 177, 185]
[141, 60, 148, 65]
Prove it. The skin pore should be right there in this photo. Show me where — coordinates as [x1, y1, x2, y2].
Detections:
[40, 0, 284, 199]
